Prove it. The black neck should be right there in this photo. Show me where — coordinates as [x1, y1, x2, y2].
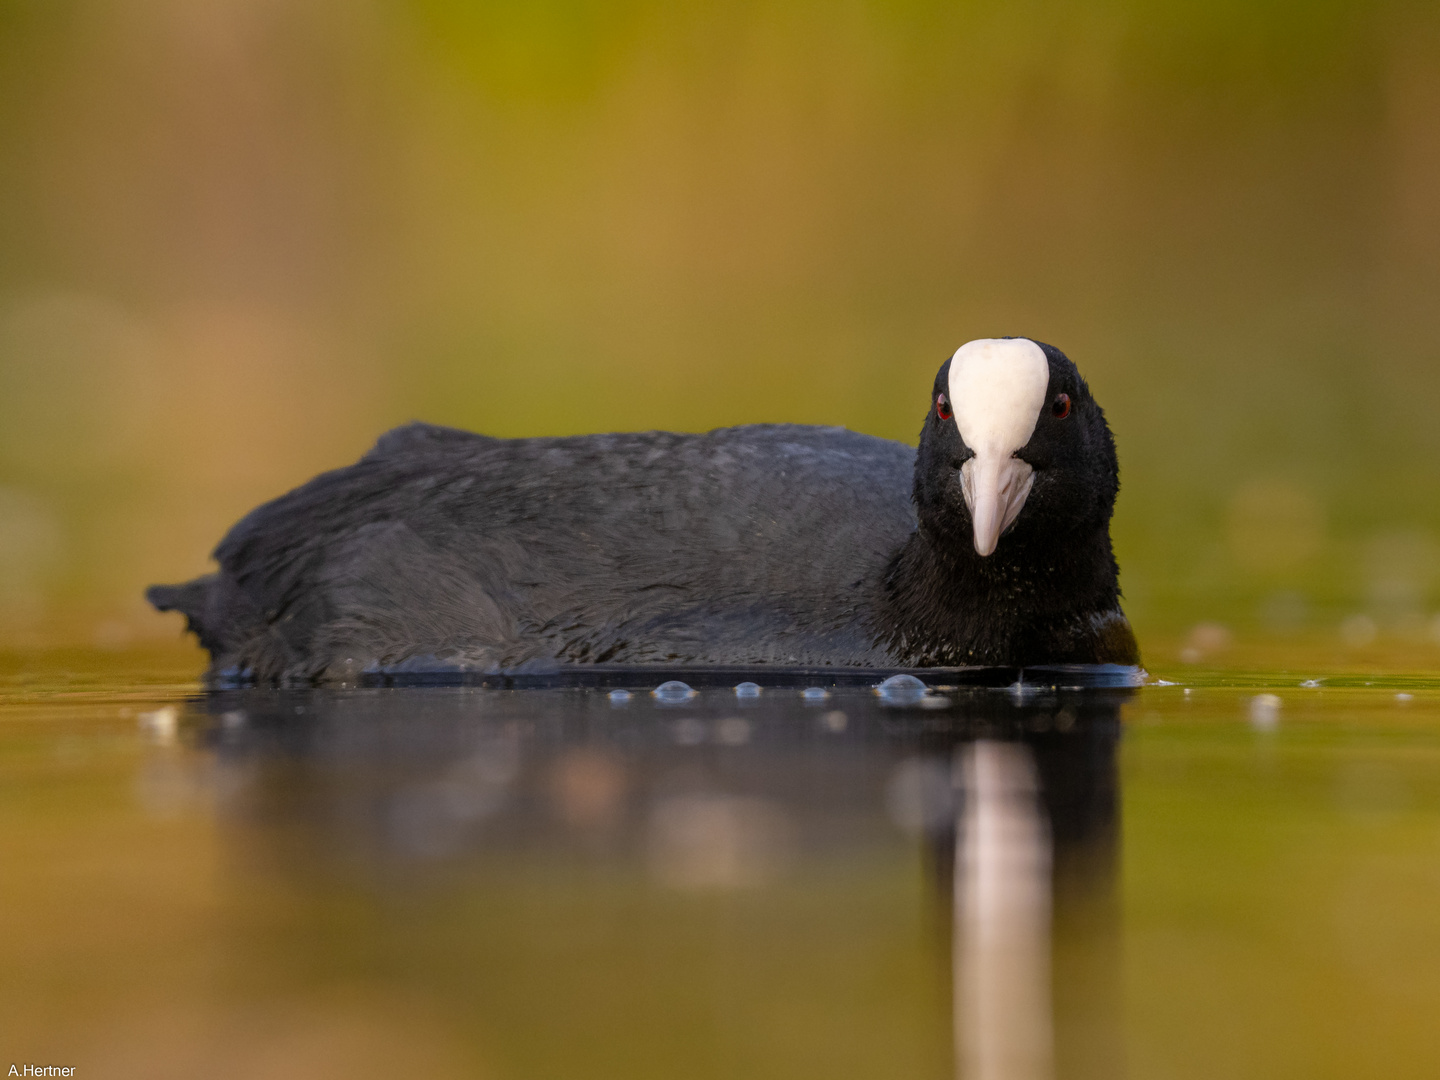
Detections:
[877, 521, 1123, 666]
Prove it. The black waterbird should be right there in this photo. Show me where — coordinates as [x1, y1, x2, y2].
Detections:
[148, 338, 1139, 684]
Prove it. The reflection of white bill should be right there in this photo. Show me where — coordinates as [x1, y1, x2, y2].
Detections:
[956, 741, 1053, 1080]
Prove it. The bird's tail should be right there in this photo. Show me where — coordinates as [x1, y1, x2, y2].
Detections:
[146, 575, 222, 652]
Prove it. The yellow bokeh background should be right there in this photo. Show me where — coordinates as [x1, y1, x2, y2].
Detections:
[2, 0, 1439, 663]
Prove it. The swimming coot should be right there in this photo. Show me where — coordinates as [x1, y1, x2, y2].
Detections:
[148, 338, 1139, 682]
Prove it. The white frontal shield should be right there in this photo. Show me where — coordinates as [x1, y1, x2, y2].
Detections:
[948, 339, 1049, 556]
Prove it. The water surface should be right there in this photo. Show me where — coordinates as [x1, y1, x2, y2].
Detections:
[4, 652, 1440, 1079]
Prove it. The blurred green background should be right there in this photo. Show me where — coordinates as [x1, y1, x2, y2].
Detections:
[2, 0, 1439, 667]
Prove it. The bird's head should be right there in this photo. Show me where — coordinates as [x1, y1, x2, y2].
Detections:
[914, 337, 1119, 558]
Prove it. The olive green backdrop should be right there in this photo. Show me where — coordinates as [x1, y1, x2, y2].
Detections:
[2, 0, 1438, 663]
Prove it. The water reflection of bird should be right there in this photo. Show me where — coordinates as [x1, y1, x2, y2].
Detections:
[148, 337, 1138, 684]
[906, 702, 1123, 1080]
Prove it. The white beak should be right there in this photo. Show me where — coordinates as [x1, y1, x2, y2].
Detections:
[948, 338, 1050, 557]
[960, 453, 1036, 557]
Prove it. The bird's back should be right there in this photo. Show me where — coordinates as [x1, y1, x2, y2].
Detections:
[150, 422, 919, 682]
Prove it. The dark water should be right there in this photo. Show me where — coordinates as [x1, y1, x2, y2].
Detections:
[5, 662, 1440, 1079]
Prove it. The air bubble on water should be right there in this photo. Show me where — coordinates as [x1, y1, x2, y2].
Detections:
[875, 673, 929, 706]
[1300, 679, 1322, 688]
[876, 674, 926, 693]
[869, 676, 927, 711]
[1396, 692, 1414, 704]
[734, 682, 762, 699]
[801, 687, 830, 702]
[608, 689, 633, 705]
[652, 681, 697, 703]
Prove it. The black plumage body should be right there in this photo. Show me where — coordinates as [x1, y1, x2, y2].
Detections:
[149, 342, 1139, 684]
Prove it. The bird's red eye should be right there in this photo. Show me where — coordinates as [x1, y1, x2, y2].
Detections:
[936, 393, 953, 421]
[1051, 392, 1071, 419]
